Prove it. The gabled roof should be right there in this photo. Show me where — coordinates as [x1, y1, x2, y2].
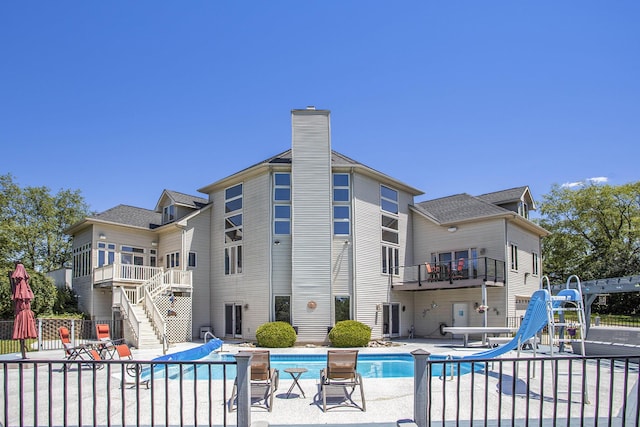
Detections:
[88, 205, 162, 230]
[477, 186, 536, 209]
[155, 190, 209, 212]
[412, 187, 549, 236]
[198, 149, 423, 196]
[413, 194, 508, 224]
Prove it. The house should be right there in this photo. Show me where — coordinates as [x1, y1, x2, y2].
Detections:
[66, 107, 549, 347]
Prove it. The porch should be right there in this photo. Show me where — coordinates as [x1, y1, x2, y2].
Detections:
[92, 264, 193, 349]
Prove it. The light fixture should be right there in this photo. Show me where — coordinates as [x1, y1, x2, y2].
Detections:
[431, 301, 438, 309]
[307, 301, 317, 309]
[447, 226, 457, 233]
[151, 241, 158, 247]
[344, 240, 350, 245]
[274, 240, 280, 245]
[244, 304, 249, 310]
[99, 233, 106, 240]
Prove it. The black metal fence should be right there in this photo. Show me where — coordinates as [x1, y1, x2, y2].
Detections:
[1, 357, 238, 427]
[2, 351, 639, 427]
[413, 352, 640, 427]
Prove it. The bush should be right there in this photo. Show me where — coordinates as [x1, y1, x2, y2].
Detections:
[328, 320, 371, 347]
[255, 321, 297, 348]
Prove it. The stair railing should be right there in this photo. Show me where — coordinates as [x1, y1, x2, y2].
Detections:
[112, 287, 141, 346]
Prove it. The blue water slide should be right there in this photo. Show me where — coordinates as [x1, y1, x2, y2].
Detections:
[463, 289, 551, 360]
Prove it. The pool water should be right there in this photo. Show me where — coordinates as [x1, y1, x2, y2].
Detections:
[150, 352, 482, 380]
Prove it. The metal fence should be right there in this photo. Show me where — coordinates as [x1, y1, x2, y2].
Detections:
[0, 355, 250, 427]
[0, 319, 123, 355]
[2, 350, 638, 427]
[413, 351, 640, 427]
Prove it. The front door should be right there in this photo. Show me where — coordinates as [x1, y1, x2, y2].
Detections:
[224, 303, 243, 338]
[382, 303, 400, 338]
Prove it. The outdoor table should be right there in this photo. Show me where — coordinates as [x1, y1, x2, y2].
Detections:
[284, 367, 307, 398]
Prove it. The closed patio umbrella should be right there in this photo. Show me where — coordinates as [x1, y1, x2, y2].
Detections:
[10, 263, 37, 358]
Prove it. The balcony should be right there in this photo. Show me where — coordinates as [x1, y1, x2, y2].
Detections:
[92, 263, 192, 290]
[391, 257, 506, 291]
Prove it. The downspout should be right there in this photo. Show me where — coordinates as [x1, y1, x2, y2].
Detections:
[349, 168, 356, 324]
[504, 217, 509, 320]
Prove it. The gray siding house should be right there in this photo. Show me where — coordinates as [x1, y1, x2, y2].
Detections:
[67, 107, 549, 346]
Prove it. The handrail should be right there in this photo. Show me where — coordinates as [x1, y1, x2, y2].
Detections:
[113, 287, 140, 345]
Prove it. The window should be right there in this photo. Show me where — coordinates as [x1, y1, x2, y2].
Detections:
[382, 245, 399, 275]
[225, 184, 243, 275]
[381, 215, 398, 244]
[380, 185, 398, 214]
[333, 174, 350, 201]
[163, 205, 176, 223]
[518, 202, 529, 219]
[274, 295, 291, 323]
[380, 185, 400, 274]
[73, 243, 91, 278]
[97, 242, 115, 267]
[274, 173, 291, 235]
[510, 243, 518, 270]
[188, 251, 197, 268]
[335, 296, 350, 322]
[333, 174, 350, 235]
[333, 206, 350, 235]
[274, 205, 291, 235]
[274, 173, 291, 201]
[532, 252, 539, 275]
[166, 251, 180, 268]
[225, 246, 242, 275]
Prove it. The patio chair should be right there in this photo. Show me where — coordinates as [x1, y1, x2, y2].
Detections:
[319, 350, 366, 412]
[116, 344, 150, 389]
[229, 350, 279, 412]
[58, 326, 91, 361]
[451, 258, 466, 280]
[425, 263, 438, 281]
[95, 323, 124, 359]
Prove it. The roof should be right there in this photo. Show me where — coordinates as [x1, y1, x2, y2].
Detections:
[88, 205, 162, 229]
[198, 149, 423, 196]
[477, 186, 535, 209]
[157, 190, 209, 211]
[413, 193, 508, 224]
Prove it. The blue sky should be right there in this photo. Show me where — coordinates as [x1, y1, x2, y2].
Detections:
[2, 1, 639, 214]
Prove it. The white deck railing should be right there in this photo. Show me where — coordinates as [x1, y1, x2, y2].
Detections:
[93, 263, 163, 284]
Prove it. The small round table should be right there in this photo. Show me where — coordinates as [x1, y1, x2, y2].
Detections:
[284, 367, 307, 398]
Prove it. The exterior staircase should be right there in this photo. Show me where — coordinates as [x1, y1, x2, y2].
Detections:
[131, 305, 164, 349]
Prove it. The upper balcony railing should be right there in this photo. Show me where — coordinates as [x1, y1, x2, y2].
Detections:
[93, 263, 164, 284]
[394, 257, 506, 286]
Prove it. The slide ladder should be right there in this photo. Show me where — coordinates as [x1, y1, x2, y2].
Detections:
[544, 275, 586, 357]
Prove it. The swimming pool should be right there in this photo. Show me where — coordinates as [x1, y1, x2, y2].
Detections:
[150, 347, 482, 380]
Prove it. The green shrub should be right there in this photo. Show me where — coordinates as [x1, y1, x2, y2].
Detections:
[255, 321, 297, 348]
[328, 320, 371, 347]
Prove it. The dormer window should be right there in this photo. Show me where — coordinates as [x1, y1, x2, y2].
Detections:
[518, 202, 529, 219]
[163, 205, 176, 223]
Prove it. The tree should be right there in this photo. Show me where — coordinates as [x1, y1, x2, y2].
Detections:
[0, 267, 57, 319]
[0, 174, 91, 272]
[538, 181, 640, 314]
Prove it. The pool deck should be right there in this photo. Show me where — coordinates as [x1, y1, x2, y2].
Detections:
[9, 337, 632, 426]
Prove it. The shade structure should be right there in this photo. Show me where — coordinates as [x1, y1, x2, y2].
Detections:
[10, 263, 37, 357]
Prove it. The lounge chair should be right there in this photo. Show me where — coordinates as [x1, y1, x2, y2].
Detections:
[58, 326, 91, 361]
[229, 350, 279, 412]
[95, 323, 124, 359]
[319, 350, 366, 412]
[116, 344, 150, 389]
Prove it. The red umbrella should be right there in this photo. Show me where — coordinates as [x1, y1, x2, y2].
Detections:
[10, 263, 37, 358]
